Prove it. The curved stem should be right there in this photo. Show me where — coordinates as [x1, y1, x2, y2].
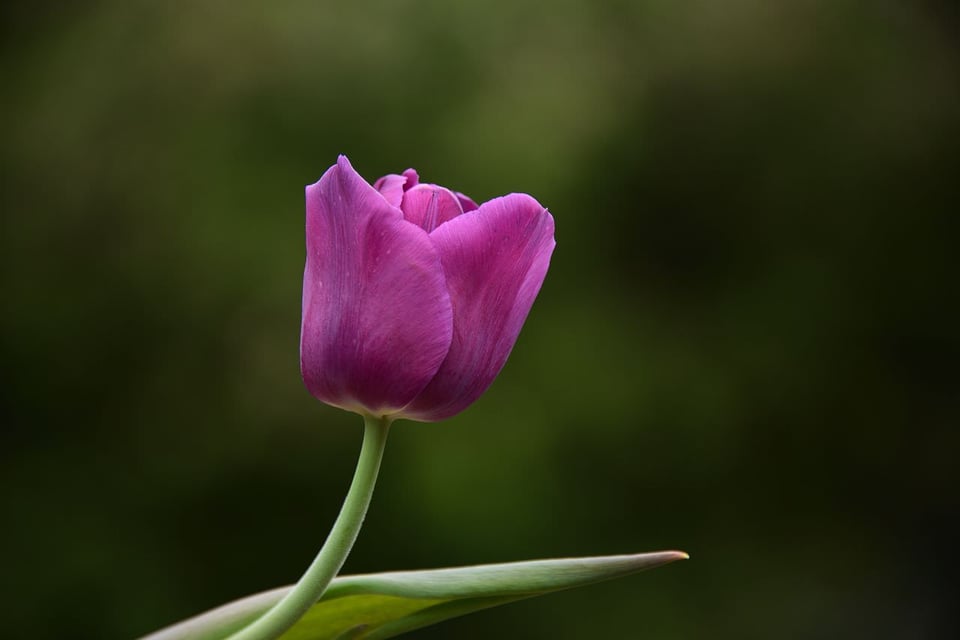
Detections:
[226, 414, 391, 640]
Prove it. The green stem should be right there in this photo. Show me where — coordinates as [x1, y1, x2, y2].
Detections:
[226, 414, 391, 640]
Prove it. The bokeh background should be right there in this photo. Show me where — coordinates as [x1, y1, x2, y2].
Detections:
[2, 1, 958, 638]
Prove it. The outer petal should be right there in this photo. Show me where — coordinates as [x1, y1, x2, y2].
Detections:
[401, 183, 464, 232]
[301, 156, 453, 416]
[402, 194, 556, 421]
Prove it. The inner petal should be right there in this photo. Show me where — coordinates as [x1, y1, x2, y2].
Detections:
[373, 173, 408, 208]
[456, 192, 480, 212]
[401, 168, 420, 189]
[401, 184, 464, 233]
[373, 168, 420, 208]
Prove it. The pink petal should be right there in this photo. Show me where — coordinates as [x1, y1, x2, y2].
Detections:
[456, 192, 480, 212]
[372, 173, 408, 209]
[402, 168, 420, 188]
[373, 168, 421, 209]
[301, 156, 453, 417]
[402, 194, 556, 421]
[401, 184, 465, 233]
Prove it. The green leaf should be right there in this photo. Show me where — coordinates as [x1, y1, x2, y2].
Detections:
[142, 551, 688, 640]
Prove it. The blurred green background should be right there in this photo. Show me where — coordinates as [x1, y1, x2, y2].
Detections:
[2, 1, 958, 638]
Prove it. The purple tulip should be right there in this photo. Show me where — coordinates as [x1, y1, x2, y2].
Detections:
[300, 156, 555, 422]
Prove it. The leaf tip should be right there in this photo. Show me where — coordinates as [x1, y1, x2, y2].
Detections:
[642, 550, 689, 564]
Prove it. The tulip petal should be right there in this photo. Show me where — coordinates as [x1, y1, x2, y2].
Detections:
[373, 169, 420, 209]
[401, 184, 464, 233]
[301, 156, 453, 416]
[402, 168, 420, 188]
[372, 174, 407, 209]
[455, 192, 479, 212]
[403, 194, 555, 421]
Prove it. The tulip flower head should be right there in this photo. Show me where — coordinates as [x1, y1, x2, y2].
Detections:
[300, 156, 555, 422]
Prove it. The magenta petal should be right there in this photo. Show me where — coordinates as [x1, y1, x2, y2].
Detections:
[301, 156, 453, 417]
[373, 173, 408, 208]
[456, 192, 480, 212]
[403, 194, 556, 421]
[402, 168, 419, 188]
[373, 168, 421, 208]
[401, 184, 465, 232]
